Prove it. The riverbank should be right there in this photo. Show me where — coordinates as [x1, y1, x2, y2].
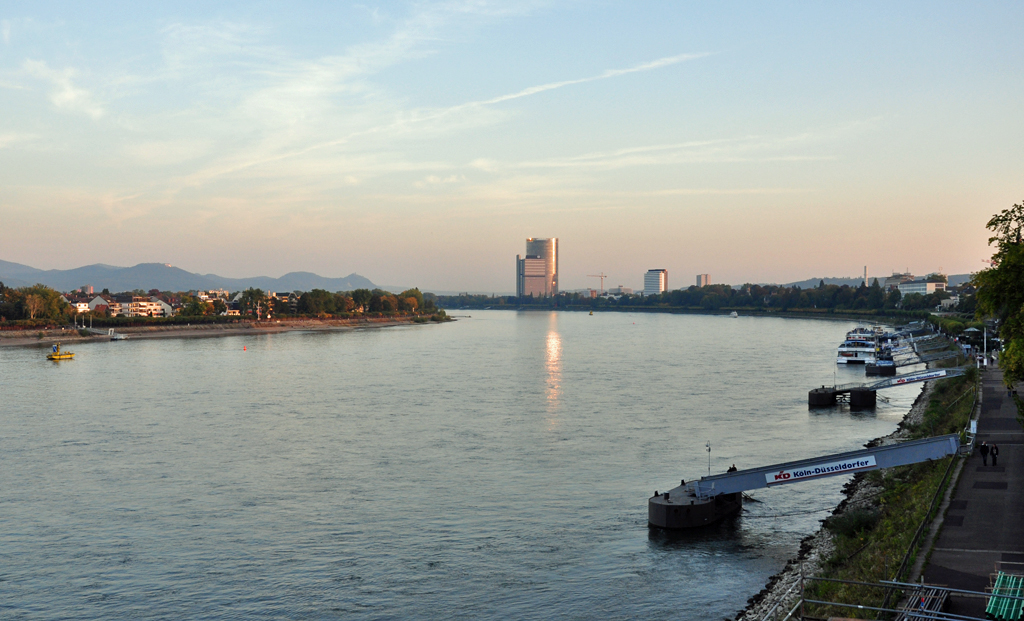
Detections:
[735, 378, 941, 620]
[455, 305, 934, 325]
[0, 315, 444, 348]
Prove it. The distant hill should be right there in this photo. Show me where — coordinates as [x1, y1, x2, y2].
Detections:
[0, 260, 377, 293]
[783, 273, 972, 289]
[784, 277, 867, 289]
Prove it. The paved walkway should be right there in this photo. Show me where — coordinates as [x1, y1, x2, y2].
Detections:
[923, 366, 1024, 618]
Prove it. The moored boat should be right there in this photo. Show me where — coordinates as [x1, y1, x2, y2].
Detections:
[837, 338, 877, 364]
[46, 343, 75, 361]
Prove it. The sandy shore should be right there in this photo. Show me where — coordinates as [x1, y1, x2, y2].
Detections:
[734, 379, 938, 620]
[0, 316, 439, 348]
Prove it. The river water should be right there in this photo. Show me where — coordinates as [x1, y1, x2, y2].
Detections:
[0, 310, 925, 620]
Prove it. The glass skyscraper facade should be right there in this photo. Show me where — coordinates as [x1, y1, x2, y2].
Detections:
[516, 238, 558, 297]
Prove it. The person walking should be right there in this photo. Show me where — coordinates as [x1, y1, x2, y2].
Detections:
[980, 441, 990, 466]
[991, 444, 999, 466]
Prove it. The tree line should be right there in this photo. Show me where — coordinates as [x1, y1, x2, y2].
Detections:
[0, 283, 70, 322]
[975, 200, 1024, 387]
[439, 279, 962, 313]
[0, 282, 441, 324]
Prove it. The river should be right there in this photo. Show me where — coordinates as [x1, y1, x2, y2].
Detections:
[0, 310, 925, 620]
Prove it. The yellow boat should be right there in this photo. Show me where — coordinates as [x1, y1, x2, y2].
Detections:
[46, 343, 75, 361]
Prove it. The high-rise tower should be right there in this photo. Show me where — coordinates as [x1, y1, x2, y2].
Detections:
[516, 238, 558, 297]
[644, 269, 668, 296]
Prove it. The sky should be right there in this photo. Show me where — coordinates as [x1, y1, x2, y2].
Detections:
[1, 1, 1022, 292]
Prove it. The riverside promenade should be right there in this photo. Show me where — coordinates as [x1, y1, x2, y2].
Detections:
[922, 366, 1024, 617]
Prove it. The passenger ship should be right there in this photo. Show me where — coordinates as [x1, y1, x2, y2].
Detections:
[837, 328, 879, 364]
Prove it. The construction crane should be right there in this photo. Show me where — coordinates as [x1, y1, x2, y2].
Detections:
[587, 273, 608, 293]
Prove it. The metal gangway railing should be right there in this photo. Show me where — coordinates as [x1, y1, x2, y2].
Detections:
[756, 577, 1024, 621]
[825, 367, 968, 395]
[866, 367, 967, 390]
[690, 435, 959, 499]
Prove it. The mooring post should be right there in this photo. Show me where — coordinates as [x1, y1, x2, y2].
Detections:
[799, 563, 805, 621]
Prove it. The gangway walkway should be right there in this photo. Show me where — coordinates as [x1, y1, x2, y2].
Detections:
[810, 367, 969, 407]
[689, 434, 959, 499]
[649, 435, 960, 529]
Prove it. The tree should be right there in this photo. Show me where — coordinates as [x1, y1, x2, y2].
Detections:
[270, 297, 289, 316]
[239, 288, 268, 318]
[975, 200, 1024, 385]
[380, 294, 398, 312]
[24, 294, 44, 319]
[298, 289, 334, 315]
[399, 288, 424, 310]
[351, 289, 372, 312]
[181, 297, 210, 316]
[333, 293, 354, 314]
[212, 299, 228, 315]
[16, 284, 69, 320]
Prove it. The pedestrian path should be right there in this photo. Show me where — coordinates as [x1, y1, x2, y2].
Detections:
[923, 367, 1024, 618]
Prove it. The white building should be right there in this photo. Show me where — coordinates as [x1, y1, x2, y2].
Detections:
[127, 296, 166, 317]
[898, 280, 946, 296]
[197, 289, 230, 301]
[697, 274, 710, 287]
[88, 295, 122, 316]
[608, 285, 632, 295]
[644, 269, 668, 296]
[150, 297, 174, 317]
[61, 295, 91, 313]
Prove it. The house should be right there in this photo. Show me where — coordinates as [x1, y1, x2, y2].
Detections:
[88, 295, 123, 316]
[126, 296, 166, 317]
[61, 294, 91, 314]
[150, 296, 174, 317]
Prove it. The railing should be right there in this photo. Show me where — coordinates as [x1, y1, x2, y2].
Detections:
[757, 576, 1024, 621]
[881, 381, 978, 609]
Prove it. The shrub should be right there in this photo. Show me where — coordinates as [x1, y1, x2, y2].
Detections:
[825, 508, 880, 538]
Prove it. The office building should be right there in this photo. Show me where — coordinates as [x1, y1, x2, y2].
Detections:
[697, 274, 710, 287]
[898, 280, 946, 297]
[516, 238, 558, 297]
[644, 269, 668, 296]
[884, 272, 915, 290]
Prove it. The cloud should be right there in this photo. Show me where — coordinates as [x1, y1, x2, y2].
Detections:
[415, 174, 465, 187]
[467, 53, 710, 108]
[0, 132, 37, 149]
[507, 122, 871, 171]
[180, 50, 711, 187]
[22, 59, 104, 119]
[2, 20, 10, 45]
[124, 139, 214, 166]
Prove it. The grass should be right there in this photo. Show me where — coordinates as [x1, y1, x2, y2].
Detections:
[804, 371, 977, 619]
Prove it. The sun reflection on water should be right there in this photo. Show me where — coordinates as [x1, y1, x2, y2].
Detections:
[545, 321, 562, 413]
